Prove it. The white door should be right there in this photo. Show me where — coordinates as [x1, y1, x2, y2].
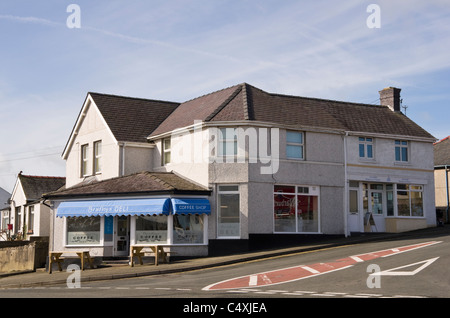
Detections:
[115, 216, 130, 257]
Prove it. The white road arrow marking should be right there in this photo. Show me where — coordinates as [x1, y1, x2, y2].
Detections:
[370, 257, 440, 276]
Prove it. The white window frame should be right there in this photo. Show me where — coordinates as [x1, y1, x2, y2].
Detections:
[395, 140, 409, 162]
[162, 137, 171, 166]
[286, 131, 304, 160]
[81, 144, 89, 177]
[218, 128, 238, 158]
[93, 140, 102, 174]
[217, 185, 240, 239]
[64, 216, 104, 247]
[28, 205, 34, 234]
[359, 137, 374, 160]
[273, 185, 320, 234]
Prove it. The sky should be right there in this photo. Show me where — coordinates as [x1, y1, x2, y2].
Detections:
[0, 0, 449, 193]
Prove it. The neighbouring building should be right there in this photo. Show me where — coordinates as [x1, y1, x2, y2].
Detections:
[0, 187, 11, 240]
[1, 172, 65, 241]
[434, 136, 450, 223]
[44, 84, 437, 258]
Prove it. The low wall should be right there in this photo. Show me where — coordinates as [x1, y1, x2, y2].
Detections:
[385, 218, 428, 233]
[0, 238, 49, 272]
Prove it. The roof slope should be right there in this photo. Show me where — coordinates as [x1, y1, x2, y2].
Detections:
[149, 83, 434, 139]
[18, 174, 66, 202]
[44, 171, 210, 198]
[89, 93, 180, 143]
[434, 136, 450, 166]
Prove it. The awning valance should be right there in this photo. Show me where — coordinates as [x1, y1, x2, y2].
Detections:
[56, 198, 171, 218]
[171, 198, 211, 215]
[56, 197, 211, 217]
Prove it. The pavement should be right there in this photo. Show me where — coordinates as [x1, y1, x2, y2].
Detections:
[0, 225, 448, 289]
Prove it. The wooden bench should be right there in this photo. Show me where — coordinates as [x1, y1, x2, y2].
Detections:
[130, 245, 171, 266]
[48, 251, 94, 274]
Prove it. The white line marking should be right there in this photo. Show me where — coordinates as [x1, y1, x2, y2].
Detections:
[301, 266, 320, 274]
[249, 275, 258, 286]
[350, 256, 364, 262]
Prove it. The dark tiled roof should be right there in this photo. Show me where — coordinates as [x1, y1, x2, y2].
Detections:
[89, 93, 180, 143]
[18, 174, 66, 202]
[43, 171, 210, 199]
[149, 83, 434, 139]
[434, 136, 450, 166]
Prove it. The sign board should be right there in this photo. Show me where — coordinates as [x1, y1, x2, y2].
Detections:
[364, 212, 377, 232]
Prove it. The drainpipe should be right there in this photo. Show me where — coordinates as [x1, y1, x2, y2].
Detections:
[446, 165, 449, 223]
[343, 131, 349, 237]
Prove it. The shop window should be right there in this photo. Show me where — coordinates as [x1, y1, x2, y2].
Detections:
[396, 184, 423, 217]
[173, 214, 205, 244]
[217, 185, 240, 237]
[136, 215, 168, 244]
[66, 217, 101, 245]
[274, 185, 319, 233]
[286, 131, 304, 160]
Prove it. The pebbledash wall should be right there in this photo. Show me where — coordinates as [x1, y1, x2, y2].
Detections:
[48, 85, 437, 259]
[152, 124, 436, 248]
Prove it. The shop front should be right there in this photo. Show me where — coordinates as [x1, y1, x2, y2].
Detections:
[347, 181, 427, 233]
[53, 197, 211, 258]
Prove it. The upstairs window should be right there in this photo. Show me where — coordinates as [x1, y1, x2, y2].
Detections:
[218, 128, 238, 157]
[93, 140, 102, 174]
[81, 144, 89, 176]
[286, 131, 304, 160]
[395, 140, 409, 162]
[359, 137, 374, 159]
[162, 138, 171, 165]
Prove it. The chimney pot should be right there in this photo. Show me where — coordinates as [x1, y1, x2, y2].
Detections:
[379, 87, 401, 112]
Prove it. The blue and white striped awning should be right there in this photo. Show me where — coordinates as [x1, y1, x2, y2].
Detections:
[56, 198, 211, 217]
[171, 198, 211, 215]
[56, 198, 171, 218]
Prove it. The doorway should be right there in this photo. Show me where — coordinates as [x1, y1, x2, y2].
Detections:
[115, 216, 130, 257]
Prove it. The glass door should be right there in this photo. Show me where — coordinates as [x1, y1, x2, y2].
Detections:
[115, 216, 129, 257]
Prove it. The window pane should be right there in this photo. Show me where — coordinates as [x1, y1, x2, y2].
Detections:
[387, 191, 394, 216]
[349, 190, 358, 213]
[218, 193, 240, 237]
[401, 147, 408, 161]
[359, 144, 365, 157]
[274, 185, 295, 193]
[173, 215, 204, 244]
[287, 145, 303, 159]
[297, 195, 318, 232]
[287, 131, 303, 144]
[411, 191, 423, 217]
[136, 215, 167, 244]
[371, 192, 383, 215]
[219, 185, 239, 192]
[274, 194, 295, 232]
[67, 217, 101, 245]
[367, 145, 373, 158]
[395, 147, 401, 161]
[397, 191, 410, 216]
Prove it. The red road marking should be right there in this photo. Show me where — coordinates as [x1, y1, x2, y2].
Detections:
[203, 241, 441, 291]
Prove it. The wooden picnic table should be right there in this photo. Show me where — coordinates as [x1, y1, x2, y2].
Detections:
[130, 245, 170, 266]
[48, 250, 94, 274]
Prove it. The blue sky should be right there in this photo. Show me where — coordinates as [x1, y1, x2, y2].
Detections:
[0, 0, 449, 192]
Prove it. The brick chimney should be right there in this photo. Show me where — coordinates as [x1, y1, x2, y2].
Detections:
[379, 87, 401, 112]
